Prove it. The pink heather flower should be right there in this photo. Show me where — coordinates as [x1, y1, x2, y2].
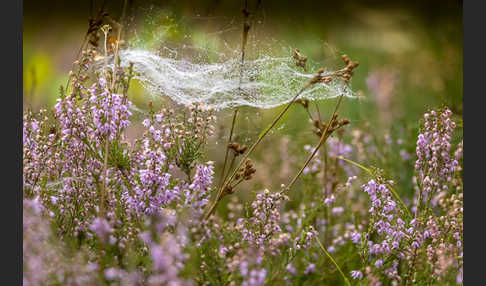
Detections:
[242, 268, 267, 286]
[350, 270, 363, 280]
[239, 189, 288, 248]
[324, 194, 336, 205]
[285, 263, 297, 275]
[400, 149, 412, 161]
[456, 267, 463, 284]
[415, 109, 457, 200]
[350, 232, 361, 244]
[104, 267, 121, 281]
[187, 162, 214, 212]
[150, 245, 170, 271]
[89, 217, 112, 242]
[331, 207, 344, 215]
[304, 263, 316, 275]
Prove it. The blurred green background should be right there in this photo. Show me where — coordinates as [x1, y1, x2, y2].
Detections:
[24, 0, 462, 199]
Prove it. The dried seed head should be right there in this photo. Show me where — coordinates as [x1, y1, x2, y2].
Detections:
[228, 142, 240, 151]
[337, 54, 360, 84]
[244, 166, 257, 180]
[238, 144, 248, 154]
[293, 48, 308, 71]
[223, 185, 234, 195]
[321, 76, 332, 84]
[342, 54, 350, 65]
[101, 24, 112, 35]
[293, 49, 299, 59]
[296, 98, 309, 109]
[242, 8, 250, 18]
[310, 73, 322, 84]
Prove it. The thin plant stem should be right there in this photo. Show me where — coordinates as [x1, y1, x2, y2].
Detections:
[217, 1, 250, 190]
[337, 155, 413, 218]
[305, 107, 314, 121]
[226, 153, 237, 179]
[65, 0, 108, 94]
[101, 139, 109, 217]
[99, 24, 110, 218]
[218, 109, 238, 189]
[415, 189, 423, 219]
[315, 101, 322, 121]
[100, 0, 128, 217]
[204, 81, 313, 220]
[315, 236, 351, 286]
[337, 156, 371, 173]
[283, 94, 344, 193]
[322, 142, 330, 246]
[405, 248, 419, 286]
[64, 37, 88, 94]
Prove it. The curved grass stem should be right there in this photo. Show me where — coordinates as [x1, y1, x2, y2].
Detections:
[315, 236, 351, 286]
[337, 156, 413, 218]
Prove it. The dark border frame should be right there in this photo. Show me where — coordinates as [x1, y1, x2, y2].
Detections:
[2, 0, 22, 284]
[9, 0, 483, 284]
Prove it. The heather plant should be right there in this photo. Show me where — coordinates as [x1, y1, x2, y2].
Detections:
[23, 4, 462, 286]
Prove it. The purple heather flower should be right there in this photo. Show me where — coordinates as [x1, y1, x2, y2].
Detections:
[351, 232, 361, 244]
[104, 267, 121, 281]
[151, 245, 170, 271]
[350, 270, 363, 280]
[304, 263, 316, 275]
[415, 109, 457, 200]
[285, 263, 297, 275]
[242, 268, 267, 286]
[324, 194, 336, 205]
[142, 119, 150, 127]
[331, 207, 344, 215]
[89, 217, 112, 242]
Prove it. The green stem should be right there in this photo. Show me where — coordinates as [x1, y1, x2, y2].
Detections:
[315, 236, 351, 286]
[204, 81, 312, 220]
[337, 156, 412, 218]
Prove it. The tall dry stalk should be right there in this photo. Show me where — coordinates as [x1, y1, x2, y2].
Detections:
[283, 94, 345, 193]
[99, 0, 128, 217]
[204, 80, 314, 220]
[218, 1, 252, 190]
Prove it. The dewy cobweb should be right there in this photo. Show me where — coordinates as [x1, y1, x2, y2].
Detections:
[118, 49, 356, 110]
